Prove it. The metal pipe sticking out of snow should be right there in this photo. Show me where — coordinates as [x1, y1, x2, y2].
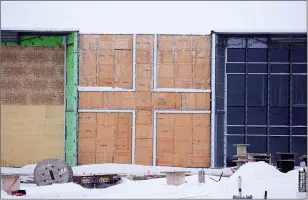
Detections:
[238, 176, 242, 197]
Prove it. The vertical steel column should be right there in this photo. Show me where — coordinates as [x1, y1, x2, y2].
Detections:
[223, 46, 228, 167]
[266, 37, 271, 155]
[289, 41, 293, 152]
[210, 33, 217, 168]
[244, 38, 248, 143]
[63, 36, 67, 160]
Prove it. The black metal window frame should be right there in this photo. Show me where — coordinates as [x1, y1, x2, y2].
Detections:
[223, 34, 307, 167]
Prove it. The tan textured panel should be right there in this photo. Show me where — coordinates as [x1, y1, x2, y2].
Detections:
[193, 126, 210, 141]
[135, 147, 152, 165]
[157, 114, 174, 126]
[157, 153, 173, 166]
[174, 127, 193, 141]
[181, 93, 210, 110]
[1, 105, 64, 167]
[174, 154, 192, 167]
[78, 153, 96, 165]
[136, 92, 152, 110]
[158, 35, 173, 51]
[136, 110, 152, 125]
[156, 35, 210, 89]
[1, 46, 64, 105]
[136, 35, 153, 50]
[79, 92, 106, 109]
[153, 93, 181, 109]
[157, 140, 174, 154]
[136, 124, 152, 138]
[174, 141, 192, 154]
[157, 126, 174, 140]
[78, 112, 132, 165]
[191, 154, 210, 167]
[136, 78, 152, 92]
[136, 64, 152, 78]
[96, 153, 113, 163]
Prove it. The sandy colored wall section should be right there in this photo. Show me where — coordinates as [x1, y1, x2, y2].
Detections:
[78, 34, 211, 167]
[1, 46, 64, 167]
[78, 113, 132, 165]
[79, 35, 133, 88]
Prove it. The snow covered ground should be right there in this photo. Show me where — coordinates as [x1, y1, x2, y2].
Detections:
[1, 162, 303, 199]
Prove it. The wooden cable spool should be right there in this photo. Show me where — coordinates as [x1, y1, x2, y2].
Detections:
[34, 158, 73, 186]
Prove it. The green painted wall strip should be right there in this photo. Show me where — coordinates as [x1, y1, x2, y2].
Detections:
[65, 32, 79, 166]
[1, 36, 63, 47]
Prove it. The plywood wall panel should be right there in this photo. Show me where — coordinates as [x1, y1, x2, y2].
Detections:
[80, 34, 133, 88]
[79, 34, 212, 168]
[79, 124, 97, 138]
[135, 148, 152, 165]
[156, 113, 210, 167]
[174, 154, 191, 167]
[157, 153, 174, 166]
[157, 35, 210, 89]
[78, 153, 96, 165]
[78, 113, 133, 165]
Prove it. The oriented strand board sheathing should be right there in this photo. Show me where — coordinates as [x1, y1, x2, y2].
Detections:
[156, 113, 210, 167]
[1, 47, 64, 105]
[78, 113, 133, 165]
[157, 35, 210, 89]
[79, 35, 133, 88]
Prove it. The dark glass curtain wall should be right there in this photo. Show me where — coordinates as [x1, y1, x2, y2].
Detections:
[214, 34, 307, 167]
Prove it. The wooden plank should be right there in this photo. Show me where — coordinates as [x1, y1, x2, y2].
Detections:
[96, 140, 115, 153]
[174, 141, 192, 154]
[157, 114, 174, 126]
[79, 76, 97, 86]
[174, 154, 192, 167]
[176, 64, 193, 78]
[193, 36, 210, 50]
[121, 92, 136, 109]
[135, 147, 152, 165]
[157, 78, 175, 88]
[193, 114, 210, 127]
[181, 93, 210, 110]
[191, 154, 210, 167]
[97, 113, 115, 126]
[96, 153, 113, 163]
[78, 153, 96, 165]
[78, 138, 96, 153]
[136, 64, 152, 78]
[192, 126, 210, 141]
[158, 51, 174, 63]
[193, 140, 210, 154]
[79, 50, 97, 77]
[79, 123, 97, 138]
[115, 35, 133, 50]
[96, 126, 115, 140]
[136, 92, 152, 110]
[158, 64, 175, 78]
[136, 35, 153, 50]
[98, 35, 114, 50]
[175, 51, 192, 64]
[153, 93, 181, 109]
[79, 92, 106, 109]
[174, 114, 192, 127]
[114, 151, 131, 164]
[80, 35, 97, 50]
[136, 50, 152, 64]
[136, 124, 152, 138]
[157, 153, 174, 166]
[158, 35, 173, 51]
[175, 36, 192, 50]
[136, 78, 152, 92]
[135, 139, 152, 149]
[174, 127, 193, 141]
[79, 113, 97, 125]
[157, 125, 174, 140]
[136, 110, 152, 125]
[157, 140, 174, 154]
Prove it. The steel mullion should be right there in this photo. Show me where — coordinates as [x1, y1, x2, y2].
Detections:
[267, 37, 271, 155]
[289, 41, 293, 153]
[244, 37, 248, 143]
